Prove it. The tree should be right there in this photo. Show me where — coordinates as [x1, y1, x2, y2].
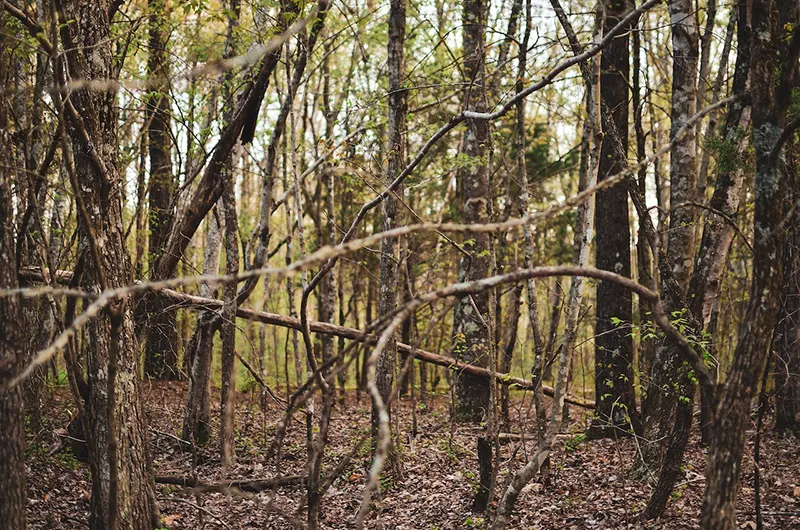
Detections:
[639, 0, 700, 474]
[143, 0, 179, 379]
[775, 149, 800, 434]
[452, 0, 492, 423]
[374, 0, 407, 441]
[588, 0, 640, 439]
[701, 0, 800, 525]
[58, 0, 160, 525]
[0, 8, 27, 524]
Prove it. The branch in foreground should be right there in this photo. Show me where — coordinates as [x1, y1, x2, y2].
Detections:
[16, 267, 593, 407]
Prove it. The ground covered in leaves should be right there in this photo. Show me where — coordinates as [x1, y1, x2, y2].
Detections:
[25, 380, 800, 529]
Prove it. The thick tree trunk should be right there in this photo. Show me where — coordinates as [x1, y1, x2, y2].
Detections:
[144, 0, 179, 379]
[453, 0, 492, 423]
[688, 0, 750, 446]
[58, 0, 160, 525]
[701, 0, 799, 525]
[0, 12, 27, 522]
[588, 0, 639, 439]
[639, 0, 700, 476]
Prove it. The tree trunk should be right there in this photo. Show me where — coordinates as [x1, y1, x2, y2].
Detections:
[775, 142, 800, 434]
[453, 0, 492, 423]
[181, 0, 240, 445]
[374, 0, 407, 443]
[588, 0, 639, 439]
[219, 171, 239, 468]
[144, 0, 179, 379]
[516, 0, 546, 436]
[0, 11, 27, 522]
[639, 0, 700, 475]
[688, 0, 750, 445]
[494, 23, 601, 523]
[58, 0, 160, 525]
[701, 0, 798, 525]
[182, 209, 223, 444]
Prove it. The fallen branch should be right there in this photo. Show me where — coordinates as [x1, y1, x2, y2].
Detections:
[156, 288, 595, 408]
[155, 474, 305, 492]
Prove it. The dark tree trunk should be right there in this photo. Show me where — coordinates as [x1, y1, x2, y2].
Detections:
[143, 0, 179, 379]
[153, 0, 296, 283]
[588, 0, 639, 439]
[701, 0, 799, 525]
[0, 11, 27, 523]
[374, 0, 407, 441]
[775, 140, 800, 435]
[453, 0, 492, 423]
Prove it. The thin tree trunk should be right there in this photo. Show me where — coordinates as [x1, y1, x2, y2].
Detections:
[373, 0, 407, 452]
[515, 0, 546, 437]
[493, 24, 601, 524]
[181, 0, 240, 445]
[182, 209, 223, 444]
[219, 168, 240, 469]
[453, 0, 492, 423]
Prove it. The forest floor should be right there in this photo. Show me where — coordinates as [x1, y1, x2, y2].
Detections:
[24, 380, 800, 529]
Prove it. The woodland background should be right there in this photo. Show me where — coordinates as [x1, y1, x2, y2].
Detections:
[0, 0, 799, 527]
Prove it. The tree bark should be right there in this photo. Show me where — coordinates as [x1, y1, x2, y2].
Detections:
[153, 0, 297, 282]
[58, 0, 159, 525]
[182, 209, 222, 444]
[0, 10, 27, 523]
[775, 139, 800, 435]
[219, 171, 239, 468]
[774, 166, 800, 434]
[143, 0, 179, 379]
[494, 22, 601, 523]
[639, 0, 700, 477]
[688, 0, 750, 446]
[701, 0, 799, 525]
[588, 0, 639, 439]
[181, 0, 239, 445]
[373, 0, 407, 442]
[453, 0, 492, 423]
